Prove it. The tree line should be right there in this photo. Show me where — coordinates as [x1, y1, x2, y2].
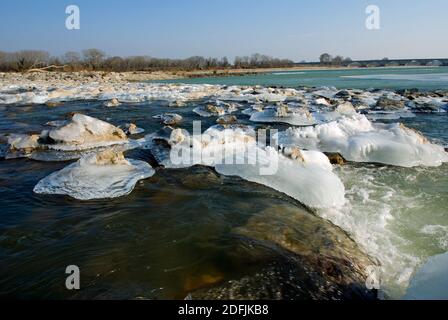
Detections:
[318, 53, 447, 67]
[0, 49, 295, 72]
[319, 53, 353, 66]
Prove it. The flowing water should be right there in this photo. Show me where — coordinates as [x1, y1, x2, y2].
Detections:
[1, 69, 448, 299]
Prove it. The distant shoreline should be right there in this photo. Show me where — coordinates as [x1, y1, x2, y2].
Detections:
[161, 65, 439, 81]
[0, 65, 442, 86]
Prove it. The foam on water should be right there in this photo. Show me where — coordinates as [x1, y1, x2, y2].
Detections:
[318, 164, 448, 298]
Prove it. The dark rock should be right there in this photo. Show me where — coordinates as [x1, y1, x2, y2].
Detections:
[397, 88, 419, 96]
[45, 101, 62, 107]
[335, 90, 351, 99]
[216, 115, 237, 125]
[190, 204, 378, 300]
[410, 103, 441, 113]
[375, 97, 405, 110]
[324, 152, 346, 165]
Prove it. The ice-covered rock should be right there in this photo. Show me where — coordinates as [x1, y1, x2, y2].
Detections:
[45, 113, 127, 151]
[215, 146, 346, 209]
[193, 102, 237, 117]
[277, 114, 448, 167]
[335, 102, 357, 115]
[119, 123, 145, 135]
[33, 150, 154, 200]
[103, 98, 120, 107]
[145, 125, 345, 209]
[250, 105, 316, 126]
[242, 104, 264, 116]
[7, 134, 40, 153]
[153, 113, 183, 125]
[216, 115, 237, 124]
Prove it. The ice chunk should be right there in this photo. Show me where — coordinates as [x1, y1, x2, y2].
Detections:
[46, 113, 127, 151]
[144, 125, 345, 209]
[250, 105, 317, 126]
[33, 150, 154, 200]
[153, 113, 183, 125]
[277, 114, 448, 167]
[7, 134, 40, 152]
[215, 146, 346, 209]
[193, 103, 236, 117]
[119, 123, 145, 135]
[403, 252, 448, 300]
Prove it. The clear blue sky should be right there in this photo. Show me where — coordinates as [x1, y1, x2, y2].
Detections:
[0, 0, 446, 61]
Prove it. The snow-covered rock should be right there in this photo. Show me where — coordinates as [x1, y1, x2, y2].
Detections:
[277, 114, 448, 167]
[33, 150, 154, 200]
[250, 105, 316, 126]
[45, 113, 127, 151]
[153, 113, 183, 125]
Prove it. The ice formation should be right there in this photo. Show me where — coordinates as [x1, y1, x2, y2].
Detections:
[215, 146, 346, 209]
[404, 252, 448, 300]
[193, 101, 238, 117]
[277, 114, 448, 167]
[43, 113, 128, 151]
[33, 150, 154, 200]
[119, 123, 145, 135]
[145, 125, 345, 209]
[153, 113, 183, 125]
[249, 105, 317, 126]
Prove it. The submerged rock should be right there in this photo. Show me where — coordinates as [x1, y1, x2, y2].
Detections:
[45, 101, 62, 107]
[33, 150, 154, 200]
[375, 97, 405, 111]
[191, 205, 377, 300]
[168, 100, 186, 107]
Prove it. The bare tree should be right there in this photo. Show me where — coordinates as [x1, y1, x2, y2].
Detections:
[82, 48, 106, 70]
[319, 53, 332, 65]
[63, 51, 81, 64]
[331, 55, 344, 66]
[12, 50, 50, 71]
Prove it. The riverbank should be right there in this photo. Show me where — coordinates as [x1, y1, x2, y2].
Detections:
[1, 65, 440, 86]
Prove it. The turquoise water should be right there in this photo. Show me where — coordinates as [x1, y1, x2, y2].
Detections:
[156, 67, 448, 90]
